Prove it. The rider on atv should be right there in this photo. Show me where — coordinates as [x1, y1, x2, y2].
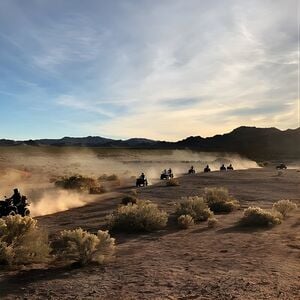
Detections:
[7, 188, 22, 207]
[188, 166, 195, 174]
[204, 165, 211, 172]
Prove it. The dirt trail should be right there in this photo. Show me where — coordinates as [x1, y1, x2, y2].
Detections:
[0, 168, 299, 299]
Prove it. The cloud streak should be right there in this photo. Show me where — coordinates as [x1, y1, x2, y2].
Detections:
[0, 0, 298, 139]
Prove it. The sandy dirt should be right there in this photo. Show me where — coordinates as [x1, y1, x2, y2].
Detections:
[0, 168, 300, 299]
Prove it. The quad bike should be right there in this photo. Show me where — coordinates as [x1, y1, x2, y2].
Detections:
[227, 165, 234, 170]
[136, 178, 148, 187]
[188, 168, 196, 174]
[160, 173, 174, 180]
[220, 165, 226, 171]
[0, 195, 30, 218]
[204, 166, 211, 173]
[276, 163, 287, 170]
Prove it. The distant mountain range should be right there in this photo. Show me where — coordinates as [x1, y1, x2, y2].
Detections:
[1, 126, 299, 160]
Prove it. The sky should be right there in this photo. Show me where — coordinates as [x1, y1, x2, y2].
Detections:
[0, 0, 299, 141]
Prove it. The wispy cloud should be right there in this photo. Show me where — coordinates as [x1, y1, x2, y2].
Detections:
[0, 0, 298, 139]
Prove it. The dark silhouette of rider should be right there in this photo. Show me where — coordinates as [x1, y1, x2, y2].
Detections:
[168, 168, 172, 175]
[7, 188, 22, 207]
[140, 173, 145, 180]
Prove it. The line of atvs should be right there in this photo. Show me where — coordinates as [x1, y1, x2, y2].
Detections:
[0, 190, 30, 218]
[136, 164, 235, 187]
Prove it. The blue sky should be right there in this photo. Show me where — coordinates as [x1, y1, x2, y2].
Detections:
[0, 0, 299, 140]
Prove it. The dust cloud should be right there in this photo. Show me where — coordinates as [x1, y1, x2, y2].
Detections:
[0, 147, 258, 216]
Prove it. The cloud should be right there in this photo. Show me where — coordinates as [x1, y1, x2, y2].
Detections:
[0, 0, 298, 139]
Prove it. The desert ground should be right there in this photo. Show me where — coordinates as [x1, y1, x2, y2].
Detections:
[0, 148, 299, 299]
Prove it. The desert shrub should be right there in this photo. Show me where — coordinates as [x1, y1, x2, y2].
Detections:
[121, 195, 137, 205]
[0, 215, 50, 266]
[204, 187, 239, 213]
[240, 206, 282, 227]
[98, 174, 119, 181]
[106, 174, 119, 181]
[108, 200, 168, 232]
[176, 196, 213, 222]
[272, 200, 297, 218]
[207, 217, 218, 228]
[166, 178, 180, 186]
[55, 175, 97, 192]
[89, 186, 107, 194]
[54, 228, 115, 266]
[177, 215, 194, 229]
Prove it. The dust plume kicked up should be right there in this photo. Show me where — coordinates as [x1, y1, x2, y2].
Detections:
[0, 146, 258, 216]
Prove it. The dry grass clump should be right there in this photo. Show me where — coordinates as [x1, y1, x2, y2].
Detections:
[0, 215, 50, 266]
[89, 186, 107, 194]
[176, 196, 213, 222]
[204, 187, 239, 213]
[240, 206, 282, 227]
[166, 178, 180, 186]
[107, 200, 168, 232]
[55, 175, 97, 192]
[207, 217, 218, 228]
[54, 228, 115, 266]
[98, 174, 119, 181]
[272, 200, 297, 218]
[177, 215, 194, 229]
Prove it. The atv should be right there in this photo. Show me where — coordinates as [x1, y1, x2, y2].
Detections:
[136, 178, 148, 187]
[276, 163, 287, 170]
[204, 166, 211, 173]
[0, 195, 30, 218]
[227, 165, 234, 170]
[160, 173, 173, 180]
[220, 165, 226, 171]
[188, 168, 196, 174]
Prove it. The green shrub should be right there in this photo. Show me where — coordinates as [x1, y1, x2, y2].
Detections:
[272, 200, 297, 218]
[166, 178, 180, 186]
[108, 200, 168, 232]
[240, 206, 282, 227]
[54, 228, 115, 266]
[204, 187, 239, 213]
[55, 175, 97, 191]
[177, 215, 194, 229]
[0, 215, 50, 266]
[207, 217, 218, 228]
[176, 196, 213, 222]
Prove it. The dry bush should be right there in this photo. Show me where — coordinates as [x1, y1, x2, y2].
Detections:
[89, 186, 107, 194]
[107, 200, 168, 232]
[240, 206, 282, 227]
[166, 178, 180, 187]
[207, 217, 218, 228]
[99, 174, 119, 181]
[54, 228, 115, 266]
[55, 175, 97, 192]
[0, 215, 50, 266]
[204, 187, 239, 213]
[177, 215, 194, 229]
[272, 200, 297, 218]
[176, 196, 213, 222]
[121, 195, 137, 205]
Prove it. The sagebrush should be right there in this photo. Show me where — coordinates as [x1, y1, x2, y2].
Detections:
[55, 175, 97, 191]
[54, 228, 115, 265]
[272, 200, 297, 218]
[240, 206, 282, 227]
[207, 217, 218, 228]
[204, 187, 239, 213]
[177, 214, 194, 229]
[0, 215, 50, 266]
[176, 196, 213, 222]
[108, 200, 168, 232]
